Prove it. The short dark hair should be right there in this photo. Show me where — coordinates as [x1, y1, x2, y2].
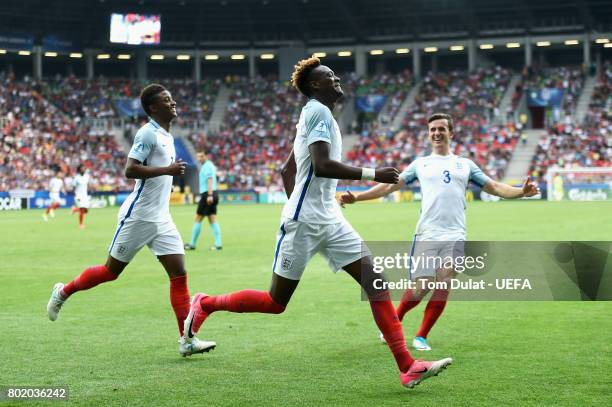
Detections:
[291, 56, 321, 97]
[428, 113, 453, 133]
[140, 83, 166, 116]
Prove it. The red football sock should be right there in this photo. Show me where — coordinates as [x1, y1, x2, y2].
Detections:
[200, 290, 285, 315]
[369, 291, 414, 373]
[79, 208, 85, 225]
[61, 265, 118, 298]
[416, 289, 450, 338]
[169, 275, 190, 336]
[396, 289, 422, 321]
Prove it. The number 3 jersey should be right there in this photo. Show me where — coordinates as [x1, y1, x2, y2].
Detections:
[400, 154, 491, 238]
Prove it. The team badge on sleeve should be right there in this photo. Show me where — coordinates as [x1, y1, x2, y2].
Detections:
[314, 121, 329, 133]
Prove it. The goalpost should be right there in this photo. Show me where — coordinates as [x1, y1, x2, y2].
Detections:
[545, 167, 612, 201]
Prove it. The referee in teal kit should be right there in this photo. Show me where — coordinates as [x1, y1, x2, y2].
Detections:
[185, 151, 222, 251]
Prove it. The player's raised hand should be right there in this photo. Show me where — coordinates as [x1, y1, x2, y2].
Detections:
[167, 159, 186, 176]
[521, 176, 539, 197]
[375, 167, 400, 184]
[339, 190, 357, 208]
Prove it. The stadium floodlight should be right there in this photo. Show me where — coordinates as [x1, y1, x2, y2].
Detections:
[18, 50, 31, 55]
[0, 49, 6, 54]
[536, 41, 551, 47]
[150, 54, 164, 60]
[69, 53, 82, 58]
[605, 43, 612, 48]
[231, 54, 246, 60]
[44, 52, 58, 57]
[506, 42, 520, 48]
[564, 40, 579, 45]
[260, 53, 275, 59]
[337, 51, 352, 57]
[369, 49, 384, 55]
[117, 54, 131, 60]
[204, 54, 219, 60]
[395, 48, 409, 54]
[595, 38, 609, 44]
[312, 52, 326, 58]
[424, 47, 438, 52]
[176, 55, 191, 60]
[479, 44, 494, 49]
[450, 45, 464, 51]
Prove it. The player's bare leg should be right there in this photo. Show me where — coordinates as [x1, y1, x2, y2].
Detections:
[343, 257, 452, 388]
[158, 254, 216, 356]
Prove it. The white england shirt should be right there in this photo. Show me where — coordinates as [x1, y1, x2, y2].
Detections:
[281, 99, 344, 224]
[73, 173, 89, 199]
[118, 119, 176, 223]
[49, 177, 63, 194]
[400, 154, 492, 239]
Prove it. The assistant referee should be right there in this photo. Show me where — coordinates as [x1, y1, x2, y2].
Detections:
[185, 151, 222, 250]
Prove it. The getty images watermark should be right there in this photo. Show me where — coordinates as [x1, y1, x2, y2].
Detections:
[361, 241, 611, 301]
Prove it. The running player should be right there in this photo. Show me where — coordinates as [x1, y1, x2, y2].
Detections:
[340, 112, 539, 351]
[47, 84, 215, 357]
[184, 57, 452, 389]
[43, 169, 65, 221]
[72, 164, 90, 229]
[184, 151, 222, 251]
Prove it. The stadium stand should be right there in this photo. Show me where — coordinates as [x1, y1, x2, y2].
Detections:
[0, 72, 129, 192]
[347, 67, 518, 180]
[528, 64, 612, 182]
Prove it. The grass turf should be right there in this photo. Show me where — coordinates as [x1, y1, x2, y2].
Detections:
[1, 201, 610, 406]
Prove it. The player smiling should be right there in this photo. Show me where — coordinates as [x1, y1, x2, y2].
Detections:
[185, 57, 453, 389]
[47, 84, 215, 357]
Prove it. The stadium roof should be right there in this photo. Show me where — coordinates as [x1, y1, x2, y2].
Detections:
[2, 0, 611, 48]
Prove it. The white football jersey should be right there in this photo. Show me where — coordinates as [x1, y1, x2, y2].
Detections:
[118, 119, 176, 223]
[49, 177, 63, 193]
[401, 154, 491, 239]
[73, 173, 89, 198]
[281, 99, 344, 224]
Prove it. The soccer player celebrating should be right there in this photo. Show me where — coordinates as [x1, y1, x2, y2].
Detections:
[184, 57, 452, 389]
[43, 169, 65, 221]
[47, 84, 215, 357]
[340, 113, 539, 351]
[184, 151, 222, 251]
[72, 164, 90, 229]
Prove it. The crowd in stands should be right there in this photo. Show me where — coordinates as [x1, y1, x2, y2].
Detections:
[529, 64, 612, 182]
[3, 63, 610, 193]
[353, 70, 413, 126]
[41, 76, 220, 125]
[0, 73, 129, 192]
[188, 75, 301, 189]
[347, 66, 517, 181]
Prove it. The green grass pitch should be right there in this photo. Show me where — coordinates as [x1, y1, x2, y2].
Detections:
[1, 201, 611, 406]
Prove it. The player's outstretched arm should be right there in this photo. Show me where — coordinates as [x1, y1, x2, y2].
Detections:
[482, 177, 539, 199]
[125, 158, 186, 179]
[309, 141, 399, 184]
[339, 180, 406, 207]
[281, 149, 296, 198]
